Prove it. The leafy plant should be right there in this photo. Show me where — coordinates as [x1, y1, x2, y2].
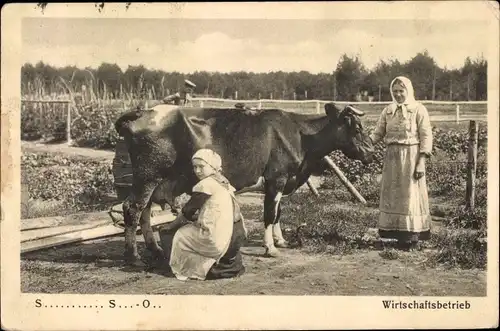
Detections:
[22, 152, 115, 215]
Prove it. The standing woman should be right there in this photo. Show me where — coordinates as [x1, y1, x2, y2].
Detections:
[370, 76, 433, 250]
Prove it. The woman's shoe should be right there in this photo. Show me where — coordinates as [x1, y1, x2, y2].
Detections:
[396, 241, 411, 251]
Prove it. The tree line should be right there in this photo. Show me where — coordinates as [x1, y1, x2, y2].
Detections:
[21, 50, 487, 102]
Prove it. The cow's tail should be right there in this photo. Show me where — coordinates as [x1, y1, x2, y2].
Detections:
[114, 109, 143, 137]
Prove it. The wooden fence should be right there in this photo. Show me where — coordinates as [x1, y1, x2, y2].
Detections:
[466, 120, 479, 210]
[21, 97, 488, 146]
[191, 98, 488, 123]
[21, 99, 73, 145]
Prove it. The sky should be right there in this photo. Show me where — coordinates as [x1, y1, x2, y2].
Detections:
[22, 17, 490, 74]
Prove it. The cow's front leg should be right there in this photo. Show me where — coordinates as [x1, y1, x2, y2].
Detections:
[123, 180, 158, 266]
[263, 180, 285, 257]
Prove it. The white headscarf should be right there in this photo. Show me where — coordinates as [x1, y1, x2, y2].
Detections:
[389, 76, 418, 119]
[192, 148, 222, 172]
[192, 148, 236, 193]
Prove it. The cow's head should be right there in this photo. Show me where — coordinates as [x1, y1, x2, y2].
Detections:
[324, 103, 375, 165]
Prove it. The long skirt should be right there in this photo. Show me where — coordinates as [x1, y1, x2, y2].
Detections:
[206, 220, 246, 280]
[159, 220, 246, 280]
[378, 144, 431, 242]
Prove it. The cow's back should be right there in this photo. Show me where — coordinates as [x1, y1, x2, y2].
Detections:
[193, 109, 304, 190]
[116, 107, 308, 192]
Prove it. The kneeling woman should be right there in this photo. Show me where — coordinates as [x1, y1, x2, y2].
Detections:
[159, 148, 247, 281]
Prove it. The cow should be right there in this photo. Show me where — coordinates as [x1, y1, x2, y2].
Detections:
[114, 103, 375, 266]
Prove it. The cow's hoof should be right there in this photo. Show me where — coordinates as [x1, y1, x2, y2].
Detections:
[152, 247, 166, 260]
[124, 258, 146, 268]
[264, 246, 280, 258]
[124, 252, 146, 267]
[274, 240, 288, 248]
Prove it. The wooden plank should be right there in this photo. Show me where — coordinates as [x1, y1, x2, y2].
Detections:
[306, 179, 320, 197]
[21, 221, 111, 242]
[21, 204, 165, 231]
[323, 156, 367, 204]
[21, 211, 110, 231]
[21, 211, 176, 254]
[21, 224, 126, 253]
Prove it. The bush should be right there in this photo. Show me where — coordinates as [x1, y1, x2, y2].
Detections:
[22, 152, 115, 215]
[71, 105, 123, 150]
[426, 160, 466, 197]
[444, 180, 487, 234]
[432, 124, 488, 158]
[427, 179, 487, 270]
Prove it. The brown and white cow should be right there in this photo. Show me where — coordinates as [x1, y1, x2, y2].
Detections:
[114, 103, 375, 266]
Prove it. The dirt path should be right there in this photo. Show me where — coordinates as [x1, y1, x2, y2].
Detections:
[22, 141, 114, 161]
[21, 224, 485, 296]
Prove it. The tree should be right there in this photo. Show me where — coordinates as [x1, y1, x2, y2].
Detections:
[402, 50, 438, 100]
[96, 63, 123, 98]
[20, 52, 488, 102]
[123, 65, 147, 97]
[334, 54, 368, 101]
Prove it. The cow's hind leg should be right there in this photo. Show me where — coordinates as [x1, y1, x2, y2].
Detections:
[140, 199, 165, 262]
[123, 180, 159, 266]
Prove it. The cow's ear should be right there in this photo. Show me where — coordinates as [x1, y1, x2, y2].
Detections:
[325, 103, 341, 118]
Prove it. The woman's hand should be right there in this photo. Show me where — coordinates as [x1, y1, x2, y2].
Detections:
[414, 157, 426, 180]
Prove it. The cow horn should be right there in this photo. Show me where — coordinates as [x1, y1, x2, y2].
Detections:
[344, 105, 364, 117]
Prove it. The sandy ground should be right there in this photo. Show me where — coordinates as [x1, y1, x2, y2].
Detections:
[21, 220, 486, 296]
[20, 142, 486, 296]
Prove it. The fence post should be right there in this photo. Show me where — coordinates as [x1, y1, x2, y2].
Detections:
[466, 120, 478, 210]
[258, 100, 262, 110]
[66, 102, 72, 145]
[316, 101, 320, 114]
[200, 100, 204, 108]
[456, 104, 460, 123]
